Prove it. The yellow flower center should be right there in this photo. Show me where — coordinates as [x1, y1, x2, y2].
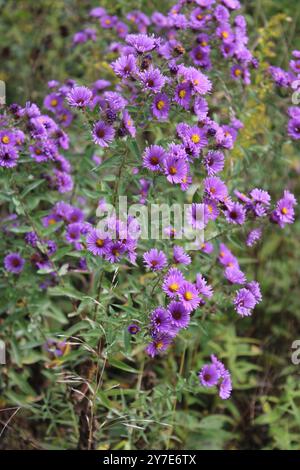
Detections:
[169, 282, 179, 292]
[179, 89, 186, 98]
[156, 341, 164, 350]
[1, 135, 10, 144]
[208, 205, 213, 214]
[105, 19, 111, 25]
[157, 100, 165, 110]
[281, 207, 288, 215]
[222, 31, 229, 39]
[96, 239, 104, 247]
[48, 218, 57, 225]
[201, 41, 208, 47]
[197, 14, 203, 20]
[234, 68, 242, 77]
[191, 134, 200, 144]
[210, 187, 216, 194]
[50, 99, 58, 107]
[169, 166, 177, 175]
[150, 156, 159, 165]
[184, 291, 193, 301]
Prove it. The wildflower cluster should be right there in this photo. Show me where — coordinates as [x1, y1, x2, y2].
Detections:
[1, 0, 298, 406]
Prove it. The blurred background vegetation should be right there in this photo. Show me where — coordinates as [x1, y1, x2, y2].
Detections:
[0, 0, 300, 450]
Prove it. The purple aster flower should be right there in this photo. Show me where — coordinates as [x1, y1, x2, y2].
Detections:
[0, 131, 15, 146]
[150, 307, 171, 333]
[86, 228, 110, 256]
[65, 223, 82, 244]
[168, 301, 190, 329]
[92, 121, 115, 147]
[198, 364, 220, 387]
[271, 190, 297, 228]
[143, 248, 167, 271]
[173, 246, 191, 265]
[122, 110, 136, 138]
[128, 324, 141, 335]
[66, 86, 92, 108]
[111, 54, 137, 78]
[0, 145, 19, 168]
[219, 370, 232, 400]
[217, 23, 234, 43]
[145, 333, 173, 357]
[178, 281, 200, 312]
[194, 96, 208, 120]
[184, 125, 208, 155]
[53, 170, 73, 193]
[174, 83, 192, 109]
[203, 150, 224, 175]
[167, 143, 187, 161]
[105, 241, 126, 263]
[196, 274, 213, 298]
[43, 92, 63, 112]
[288, 118, 300, 140]
[250, 188, 271, 206]
[126, 34, 157, 53]
[45, 240, 57, 256]
[177, 65, 212, 95]
[164, 155, 188, 184]
[143, 145, 166, 172]
[139, 67, 166, 94]
[204, 176, 228, 201]
[246, 228, 262, 247]
[234, 288, 256, 317]
[151, 93, 170, 120]
[25, 231, 39, 247]
[224, 202, 246, 225]
[246, 281, 262, 304]
[224, 266, 246, 285]
[4, 253, 25, 274]
[219, 243, 239, 268]
[200, 241, 214, 254]
[190, 46, 211, 68]
[162, 267, 185, 298]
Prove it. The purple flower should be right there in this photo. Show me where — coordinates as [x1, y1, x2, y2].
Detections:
[246, 228, 262, 247]
[271, 190, 297, 228]
[143, 248, 167, 271]
[126, 34, 157, 53]
[219, 243, 239, 268]
[105, 241, 126, 263]
[151, 93, 170, 120]
[128, 324, 141, 335]
[194, 96, 208, 120]
[143, 145, 166, 172]
[0, 145, 19, 168]
[203, 150, 224, 175]
[173, 246, 191, 265]
[246, 281, 262, 303]
[168, 301, 190, 329]
[199, 364, 219, 387]
[224, 202, 246, 225]
[86, 228, 110, 256]
[178, 281, 200, 312]
[174, 83, 192, 109]
[139, 67, 166, 94]
[145, 333, 173, 357]
[204, 176, 228, 201]
[219, 370, 232, 400]
[4, 253, 25, 274]
[54, 170, 73, 193]
[196, 274, 213, 298]
[65, 223, 82, 245]
[200, 241, 214, 254]
[122, 110, 136, 137]
[164, 155, 188, 184]
[288, 118, 300, 140]
[150, 307, 171, 333]
[177, 65, 212, 95]
[162, 267, 184, 298]
[234, 288, 256, 317]
[224, 266, 246, 285]
[112, 54, 137, 78]
[67, 86, 92, 107]
[25, 231, 39, 247]
[92, 121, 115, 147]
